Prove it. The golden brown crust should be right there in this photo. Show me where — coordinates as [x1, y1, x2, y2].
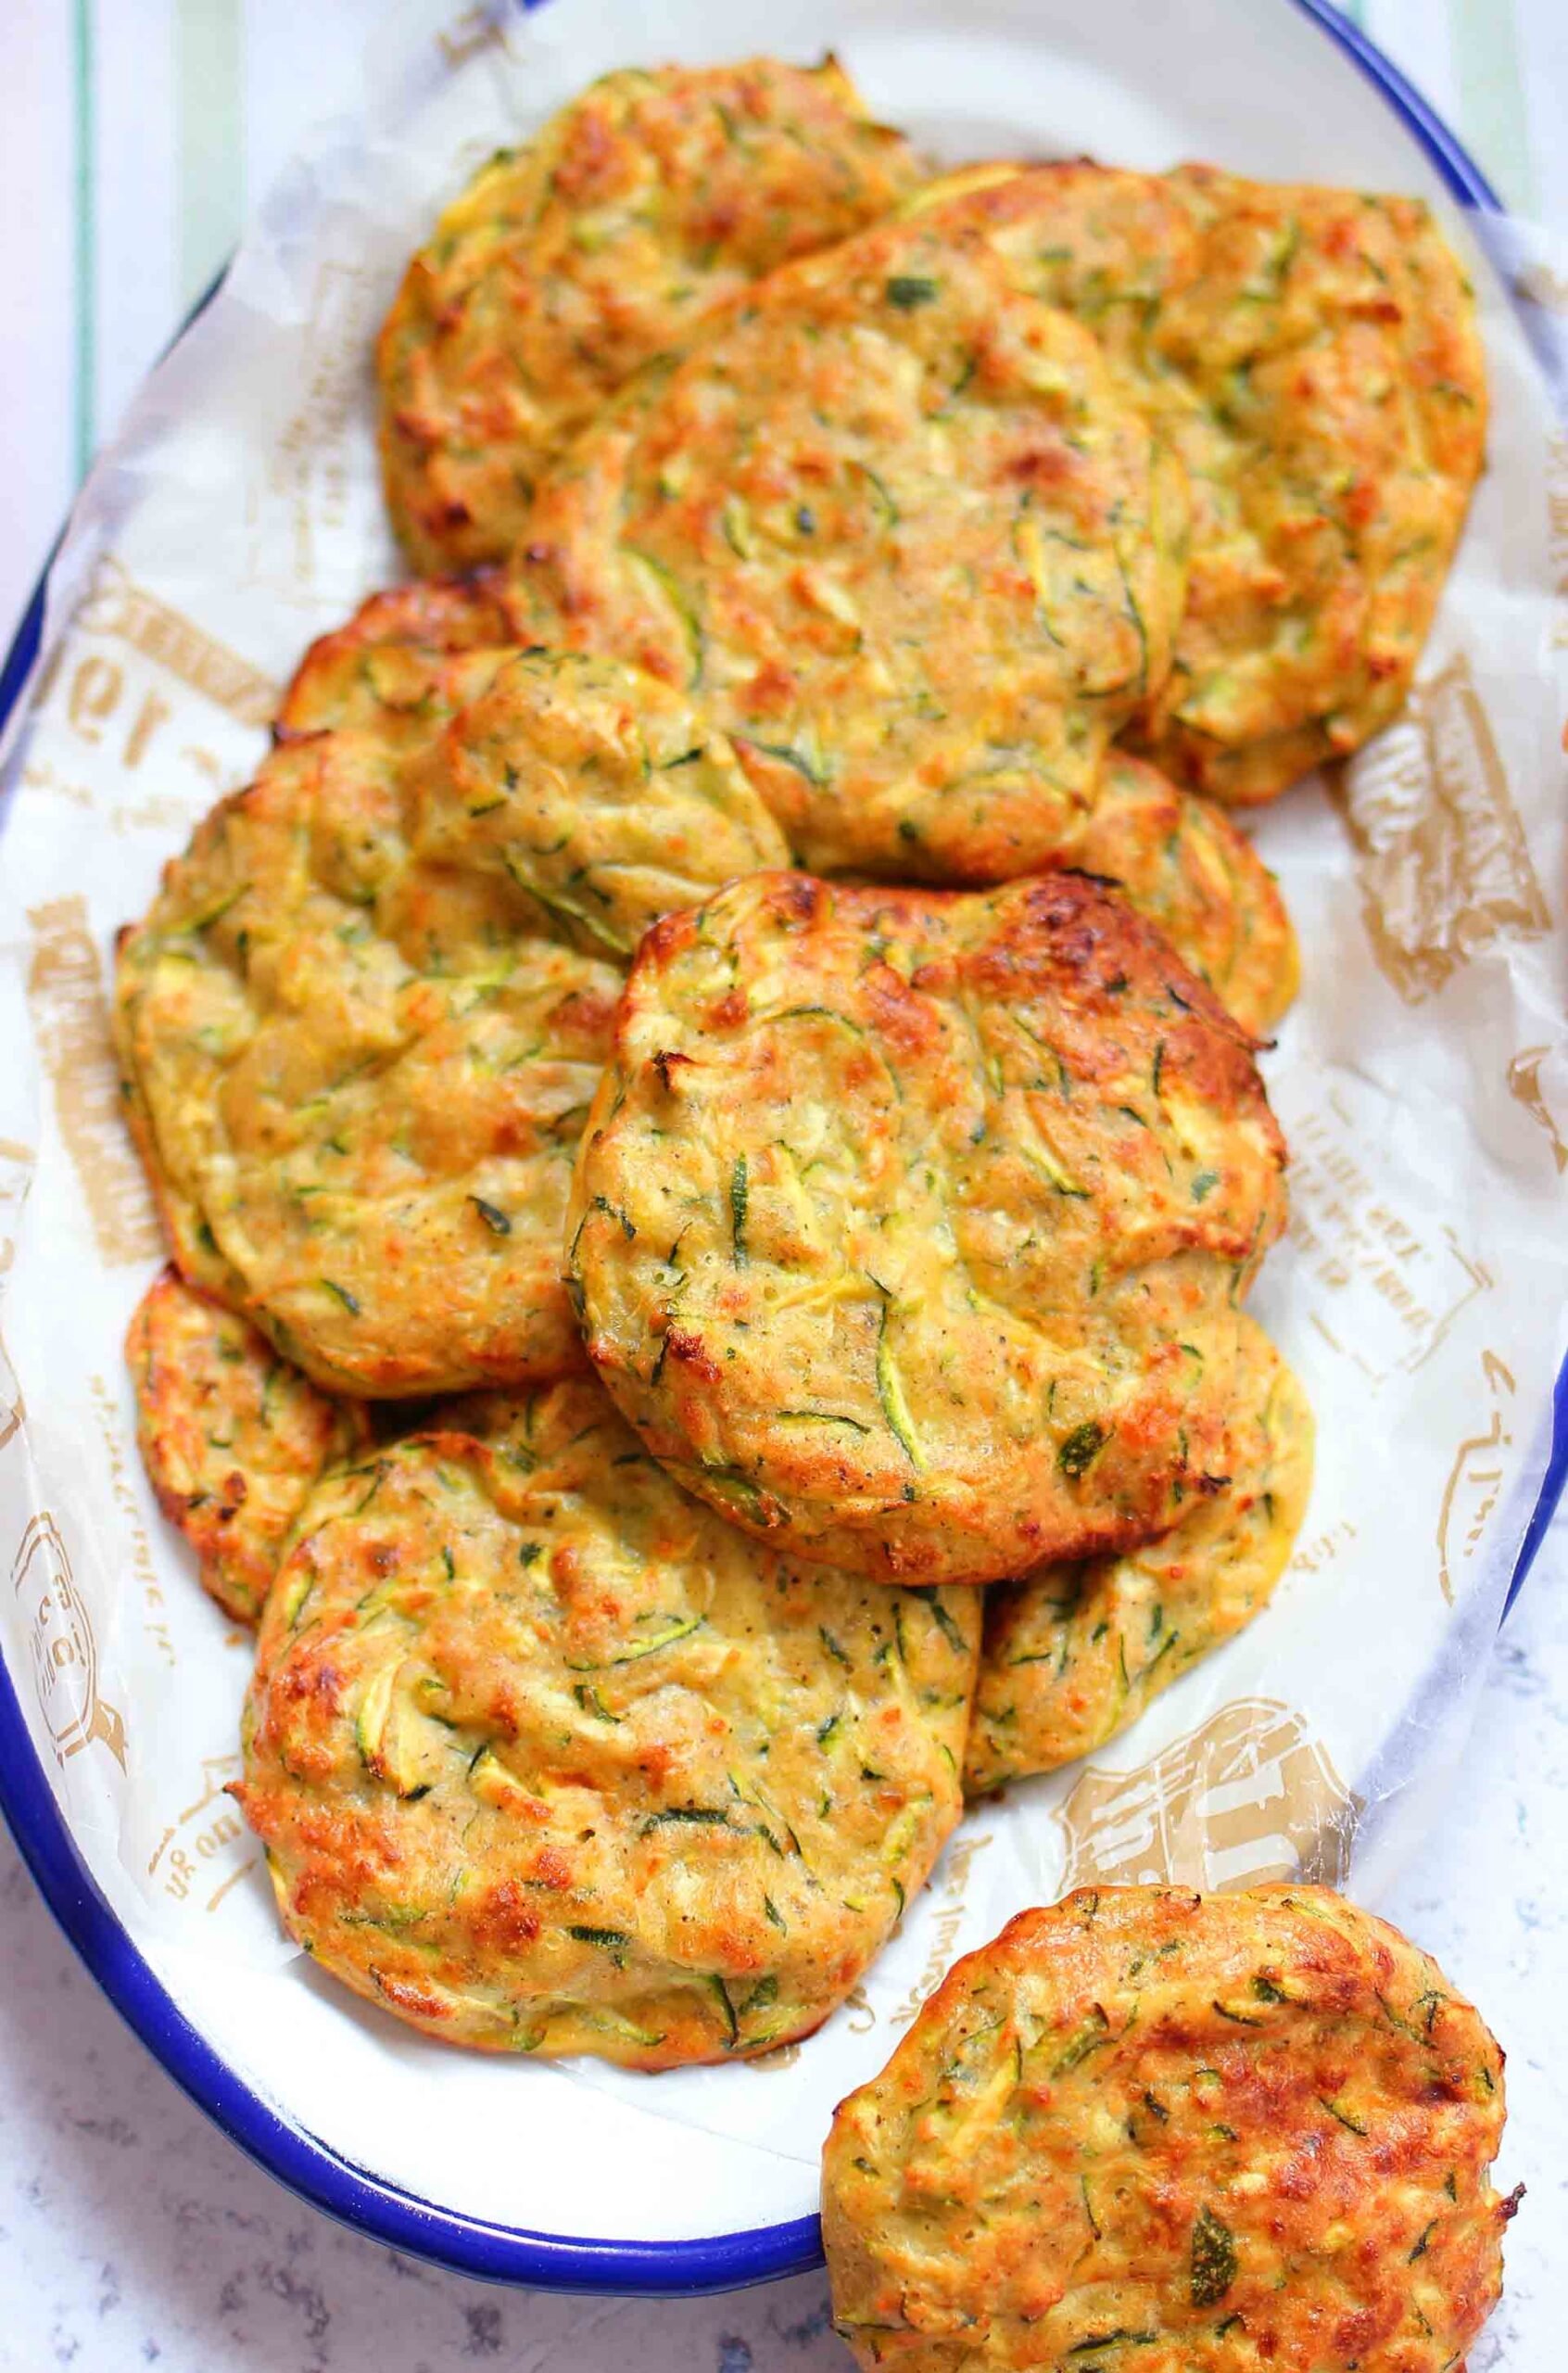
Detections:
[512, 203, 1188, 881]
[378, 58, 925, 572]
[126, 1266, 369, 1623]
[1069, 757, 1298, 1038]
[915, 160, 1486, 804]
[275, 568, 519, 752]
[823, 1885, 1514, 2372]
[236, 1375, 979, 2064]
[568, 869, 1288, 1586]
[965, 1315, 1314, 1791]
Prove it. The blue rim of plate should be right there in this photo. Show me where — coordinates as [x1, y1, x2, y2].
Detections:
[0, 0, 1560, 2299]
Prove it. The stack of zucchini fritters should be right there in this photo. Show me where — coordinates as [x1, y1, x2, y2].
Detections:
[115, 57, 1484, 2069]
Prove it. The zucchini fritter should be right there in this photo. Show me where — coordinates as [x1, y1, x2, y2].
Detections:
[568, 870, 1288, 1586]
[966, 1315, 1313, 1792]
[127, 1265, 369, 1624]
[378, 58, 924, 573]
[236, 1376, 979, 2065]
[917, 161, 1486, 804]
[115, 656, 781, 1395]
[407, 647, 789, 960]
[513, 205, 1189, 881]
[276, 569, 520, 754]
[1070, 758, 1298, 1039]
[823, 1887, 1516, 2372]
[115, 729, 617, 1396]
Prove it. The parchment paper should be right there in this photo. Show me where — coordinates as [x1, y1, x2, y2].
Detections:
[1, 0, 1564, 2246]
